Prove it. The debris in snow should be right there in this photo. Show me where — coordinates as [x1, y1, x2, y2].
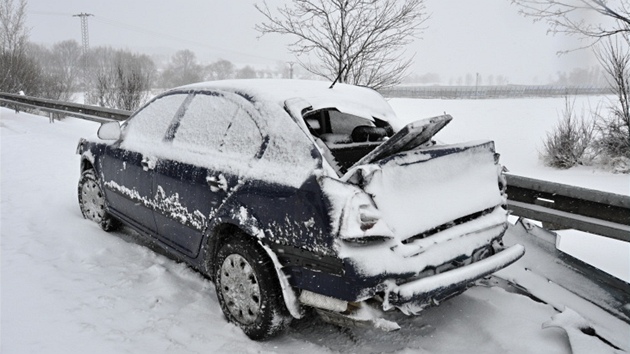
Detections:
[543, 307, 628, 354]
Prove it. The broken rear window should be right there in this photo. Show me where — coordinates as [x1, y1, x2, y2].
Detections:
[304, 108, 393, 173]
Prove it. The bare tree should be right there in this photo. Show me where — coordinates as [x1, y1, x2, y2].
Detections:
[90, 49, 155, 111]
[594, 37, 630, 159]
[205, 59, 235, 80]
[235, 65, 258, 79]
[511, 0, 630, 46]
[29, 40, 82, 101]
[160, 49, 203, 87]
[256, 0, 427, 89]
[542, 96, 595, 168]
[0, 0, 28, 54]
[0, 0, 40, 94]
[50, 40, 82, 99]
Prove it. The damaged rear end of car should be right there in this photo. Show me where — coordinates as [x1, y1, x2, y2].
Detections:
[300, 113, 524, 329]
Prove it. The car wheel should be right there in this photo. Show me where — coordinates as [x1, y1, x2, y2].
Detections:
[78, 169, 119, 231]
[215, 235, 292, 340]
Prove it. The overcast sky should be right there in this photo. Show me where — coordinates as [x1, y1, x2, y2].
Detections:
[24, 0, 598, 84]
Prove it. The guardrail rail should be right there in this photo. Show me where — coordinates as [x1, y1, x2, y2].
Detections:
[0, 92, 131, 123]
[506, 174, 630, 242]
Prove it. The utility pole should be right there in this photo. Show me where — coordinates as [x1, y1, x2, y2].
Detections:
[475, 72, 480, 99]
[73, 13, 93, 102]
[288, 61, 295, 79]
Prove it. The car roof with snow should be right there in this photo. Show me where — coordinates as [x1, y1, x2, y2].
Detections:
[178, 79, 398, 123]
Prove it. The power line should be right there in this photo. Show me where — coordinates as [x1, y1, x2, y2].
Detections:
[29, 10, 73, 16]
[28, 10, 287, 63]
[92, 16, 283, 62]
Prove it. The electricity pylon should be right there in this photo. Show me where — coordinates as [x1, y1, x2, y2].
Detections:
[73, 13, 93, 103]
[73, 13, 93, 54]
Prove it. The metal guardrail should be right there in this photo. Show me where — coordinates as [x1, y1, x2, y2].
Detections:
[506, 174, 630, 242]
[1, 92, 628, 242]
[0, 92, 131, 123]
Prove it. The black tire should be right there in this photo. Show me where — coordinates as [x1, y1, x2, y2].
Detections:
[215, 235, 292, 340]
[78, 169, 119, 231]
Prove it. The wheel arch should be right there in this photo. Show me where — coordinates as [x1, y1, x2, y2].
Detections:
[203, 219, 303, 319]
[80, 158, 94, 173]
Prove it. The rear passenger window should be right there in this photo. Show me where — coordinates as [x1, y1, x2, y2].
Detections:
[173, 93, 263, 158]
[122, 94, 187, 151]
[222, 110, 263, 158]
[173, 93, 233, 153]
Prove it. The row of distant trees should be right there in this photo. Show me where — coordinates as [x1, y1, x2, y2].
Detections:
[158, 49, 297, 88]
[402, 67, 609, 87]
[1, 36, 292, 111]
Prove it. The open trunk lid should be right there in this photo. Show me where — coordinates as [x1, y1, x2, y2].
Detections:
[350, 114, 452, 168]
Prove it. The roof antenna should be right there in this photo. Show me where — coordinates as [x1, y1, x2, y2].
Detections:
[329, 64, 347, 89]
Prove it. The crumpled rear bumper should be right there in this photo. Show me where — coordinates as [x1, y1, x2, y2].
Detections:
[385, 244, 525, 313]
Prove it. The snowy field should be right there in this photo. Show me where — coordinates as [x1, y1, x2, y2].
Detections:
[1, 95, 628, 353]
[389, 96, 629, 195]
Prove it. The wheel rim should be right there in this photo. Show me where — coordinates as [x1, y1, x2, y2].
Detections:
[220, 254, 262, 325]
[81, 179, 106, 223]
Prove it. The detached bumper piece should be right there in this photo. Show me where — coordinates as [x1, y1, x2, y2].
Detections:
[385, 244, 525, 314]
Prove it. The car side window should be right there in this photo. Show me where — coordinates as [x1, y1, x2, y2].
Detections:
[122, 93, 188, 151]
[173, 93, 263, 158]
[221, 108, 263, 158]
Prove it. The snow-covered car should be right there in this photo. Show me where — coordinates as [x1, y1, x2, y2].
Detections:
[76, 79, 525, 340]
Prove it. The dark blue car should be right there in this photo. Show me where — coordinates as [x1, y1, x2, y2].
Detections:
[77, 79, 524, 339]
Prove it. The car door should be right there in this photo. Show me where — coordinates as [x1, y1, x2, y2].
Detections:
[100, 93, 189, 234]
[152, 91, 265, 257]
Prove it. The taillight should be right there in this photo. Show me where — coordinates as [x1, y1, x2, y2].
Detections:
[359, 205, 379, 231]
[339, 192, 394, 244]
[494, 153, 507, 194]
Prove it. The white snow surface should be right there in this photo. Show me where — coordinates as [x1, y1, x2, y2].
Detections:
[1, 95, 628, 353]
[542, 308, 627, 354]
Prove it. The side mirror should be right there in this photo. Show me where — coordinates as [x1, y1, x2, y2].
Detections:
[97, 121, 121, 140]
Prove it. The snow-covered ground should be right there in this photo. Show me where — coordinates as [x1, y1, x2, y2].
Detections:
[1, 95, 628, 353]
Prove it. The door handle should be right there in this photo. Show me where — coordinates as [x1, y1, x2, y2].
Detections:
[206, 174, 227, 192]
[141, 156, 156, 171]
